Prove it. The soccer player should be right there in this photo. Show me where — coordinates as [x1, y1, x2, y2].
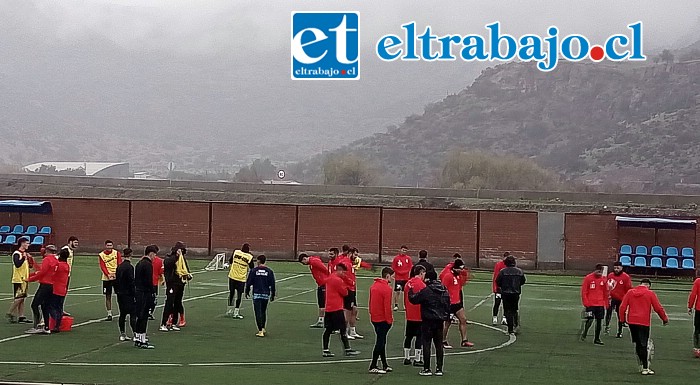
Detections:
[495, 255, 526, 335]
[321, 263, 360, 357]
[99, 240, 122, 321]
[115, 247, 137, 341]
[298, 253, 329, 328]
[149, 251, 164, 321]
[415, 250, 435, 275]
[345, 248, 369, 339]
[409, 270, 451, 377]
[245, 255, 276, 337]
[368, 267, 394, 374]
[492, 252, 509, 326]
[7, 238, 32, 324]
[49, 248, 71, 333]
[440, 259, 473, 348]
[404, 265, 427, 366]
[620, 278, 668, 375]
[227, 243, 254, 319]
[61, 236, 79, 316]
[134, 245, 158, 349]
[161, 242, 191, 331]
[26, 244, 58, 334]
[687, 269, 700, 357]
[392, 246, 413, 311]
[580, 264, 609, 345]
[327, 247, 343, 273]
[606, 261, 633, 338]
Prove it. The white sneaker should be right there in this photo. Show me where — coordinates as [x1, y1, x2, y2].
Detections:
[347, 334, 356, 340]
[119, 334, 131, 342]
[492, 316, 498, 325]
[159, 325, 169, 332]
[641, 369, 655, 375]
[350, 332, 364, 339]
[368, 368, 386, 374]
[501, 318, 508, 326]
[170, 325, 181, 331]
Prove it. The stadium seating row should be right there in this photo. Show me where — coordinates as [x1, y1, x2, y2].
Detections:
[0, 235, 45, 246]
[0, 225, 52, 235]
[620, 244, 694, 258]
[619, 255, 695, 269]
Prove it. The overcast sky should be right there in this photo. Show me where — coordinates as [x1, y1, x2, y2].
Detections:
[31, 0, 700, 54]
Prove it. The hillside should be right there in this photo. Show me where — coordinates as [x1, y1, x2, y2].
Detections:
[302, 49, 700, 193]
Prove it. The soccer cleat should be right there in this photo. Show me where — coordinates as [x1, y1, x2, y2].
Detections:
[419, 369, 433, 376]
[501, 318, 507, 326]
[159, 325, 169, 332]
[310, 321, 324, 328]
[403, 359, 412, 366]
[442, 341, 453, 349]
[344, 349, 360, 356]
[368, 368, 386, 374]
[25, 327, 43, 334]
[106, 315, 113, 322]
[322, 350, 335, 357]
[42, 329, 51, 335]
[492, 316, 498, 325]
[461, 340, 474, 348]
[384, 366, 393, 373]
[413, 360, 424, 367]
[256, 331, 265, 337]
[393, 305, 399, 311]
[616, 332, 623, 339]
[119, 334, 131, 342]
[233, 315, 244, 319]
[641, 369, 655, 375]
[349, 332, 364, 339]
[170, 325, 181, 332]
[346, 334, 355, 340]
[435, 369, 443, 376]
[594, 340, 604, 346]
[139, 342, 155, 349]
[18, 317, 33, 324]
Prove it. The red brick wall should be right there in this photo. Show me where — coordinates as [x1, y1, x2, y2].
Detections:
[618, 227, 655, 251]
[565, 214, 618, 270]
[211, 203, 296, 259]
[479, 211, 538, 269]
[382, 209, 478, 266]
[297, 206, 380, 260]
[49, 198, 130, 252]
[656, 228, 695, 250]
[130, 201, 209, 254]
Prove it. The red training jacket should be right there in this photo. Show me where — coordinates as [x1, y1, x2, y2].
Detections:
[324, 273, 350, 313]
[439, 263, 469, 286]
[369, 278, 394, 324]
[404, 276, 427, 321]
[492, 260, 506, 293]
[308, 256, 330, 287]
[391, 254, 413, 281]
[607, 272, 633, 301]
[152, 256, 164, 286]
[328, 254, 349, 274]
[28, 254, 58, 285]
[581, 272, 609, 308]
[620, 285, 668, 327]
[688, 278, 700, 311]
[441, 271, 463, 305]
[52, 261, 71, 296]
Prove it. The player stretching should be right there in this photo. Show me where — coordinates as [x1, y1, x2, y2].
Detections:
[345, 248, 371, 339]
[580, 264, 609, 345]
[620, 278, 668, 375]
[321, 263, 360, 357]
[404, 265, 426, 366]
[687, 269, 700, 357]
[440, 259, 473, 348]
[606, 261, 632, 338]
[227, 243, 254, 319]
[298, 253, 329, 328]
[99, 240, 122, 321]
[492, 252, 509, 326]
[392, 246, 413, 311]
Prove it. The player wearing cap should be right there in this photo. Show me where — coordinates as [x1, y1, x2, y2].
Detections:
[299, 253, 330, 328]
[392, 246, 413, 311]
[620, 278, 668, 375]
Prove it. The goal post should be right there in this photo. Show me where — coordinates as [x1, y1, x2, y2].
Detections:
[205, 253, 227, 271]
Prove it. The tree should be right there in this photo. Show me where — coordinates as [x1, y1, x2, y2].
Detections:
[323, 154, 376, 186]
[234, 158, 276, 183]
[440, 150, 559, 190]
[659, 49, 674, 65]
[29, 164, 86, 176]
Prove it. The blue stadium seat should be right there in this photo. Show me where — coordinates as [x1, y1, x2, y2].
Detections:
[666, 258, 679, 269]
[683, 259, 695, 270]
[650, 246, 663, 257]
[682, 248, 695, 258]
[3, 235, 16, 245]
[620, 245, 633, 255]
[31, 236, 44, 245]
[635, 246, 648, 256]
[620, 256, 632, 266]
[39, 226, 52, 235]
[634, 256, 647, 267]
[10, 225, 23, 235]
[0, 226, 9, 234]
[650, 257, 663, 268]
[666, 247, 679, 257]
[25, 226, 38, 235]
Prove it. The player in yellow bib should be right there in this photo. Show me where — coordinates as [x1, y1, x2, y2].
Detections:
[99, 240, 123, 321]
[6, 238, 33, 324]
[227, 243, 254, 319]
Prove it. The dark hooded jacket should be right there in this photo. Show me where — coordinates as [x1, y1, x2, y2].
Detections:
[408, 279, 451, 321]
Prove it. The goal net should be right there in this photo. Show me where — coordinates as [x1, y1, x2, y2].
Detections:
[205, 253, 227, 271]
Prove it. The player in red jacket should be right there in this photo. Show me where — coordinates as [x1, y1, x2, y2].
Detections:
[404, 265, 427, 366]
[299, 253, 330, 328]
[687, 270, 700, 357]
[440, 259, 473, 348]
[620, 279, 668, 375]
[368, 267, 395, 374]
[606, 261, 633, 338]
[321, 263, 360, 357]
[392, 246, 413, 311]
[492, 252, 509, 326]
[580, 264, 609, 345]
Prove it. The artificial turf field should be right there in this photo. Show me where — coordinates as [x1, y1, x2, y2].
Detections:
[0, 257, 698, 385]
